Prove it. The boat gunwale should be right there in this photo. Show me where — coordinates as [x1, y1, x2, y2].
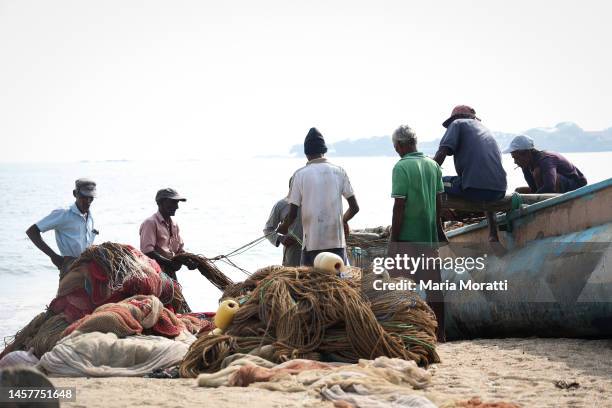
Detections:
[446, 177, 612, 238]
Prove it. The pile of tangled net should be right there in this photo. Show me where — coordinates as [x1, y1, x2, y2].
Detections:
[0, 242, 193, 359]
[346, 226, 391, 249]
[172, 253, 234, 291]
[180, 265, 439, 378]
[63, 295, 209, 339]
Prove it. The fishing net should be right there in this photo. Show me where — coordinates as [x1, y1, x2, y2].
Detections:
[180, 265, 439, 378]
[346, 227, 391, 271]
[171, 253, 234, 291]
[63, 295, 190, 338]
[1, 243, 191, 359]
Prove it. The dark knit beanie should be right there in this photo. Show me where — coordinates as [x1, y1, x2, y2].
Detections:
[304, 127, 327, 155]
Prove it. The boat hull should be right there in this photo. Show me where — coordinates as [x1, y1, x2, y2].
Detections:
[443, 179, 612, 339]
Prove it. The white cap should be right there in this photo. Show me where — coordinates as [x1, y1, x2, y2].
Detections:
[504, 135, 534, 153]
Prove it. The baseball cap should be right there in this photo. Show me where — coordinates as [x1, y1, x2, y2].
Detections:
[155, 188, 187, 203]
[504, 135, 535, 153]
[75, 178, 97, 198]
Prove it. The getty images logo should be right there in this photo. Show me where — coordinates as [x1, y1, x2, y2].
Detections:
[371, 254, 487, 275]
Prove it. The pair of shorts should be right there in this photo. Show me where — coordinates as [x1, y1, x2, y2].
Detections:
[557, 174, 583, 193]
[301, 248, 347, 267]
[443, 176, 505, 202]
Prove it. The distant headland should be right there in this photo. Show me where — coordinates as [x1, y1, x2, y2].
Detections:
[289, 122, 612, 156]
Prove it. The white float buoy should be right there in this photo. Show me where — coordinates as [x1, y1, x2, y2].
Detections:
[313, 252, 345, 274]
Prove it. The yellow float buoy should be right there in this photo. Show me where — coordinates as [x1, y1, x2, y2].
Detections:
[214, 299, 240, 331]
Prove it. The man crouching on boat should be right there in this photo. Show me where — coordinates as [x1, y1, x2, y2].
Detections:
[504, 135, 587, 194]
[139, 188, 197, 283]
[26, 178, 98, 280]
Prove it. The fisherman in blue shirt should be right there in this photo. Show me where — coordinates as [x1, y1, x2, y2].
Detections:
[434, 105, 507, 242]
[26, 178, 98, 279]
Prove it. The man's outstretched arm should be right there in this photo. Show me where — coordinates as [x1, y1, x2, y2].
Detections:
[145, 250, 182, 272]
[276, 204, 299, 236]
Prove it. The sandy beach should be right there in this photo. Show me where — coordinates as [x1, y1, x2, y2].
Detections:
[49, 338, 611, 408]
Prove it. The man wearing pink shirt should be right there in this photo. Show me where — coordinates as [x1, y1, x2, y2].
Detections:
[139, 188, 196, 281]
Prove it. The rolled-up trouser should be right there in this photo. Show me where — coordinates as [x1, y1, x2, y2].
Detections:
[442, 176, 505, 202]
[283, 244, 302, 267]
[557, 174, 585, 193]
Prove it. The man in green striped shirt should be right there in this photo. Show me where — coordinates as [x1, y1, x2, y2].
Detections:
[390, 125, 445, 244]
[390, 125, 446, 342]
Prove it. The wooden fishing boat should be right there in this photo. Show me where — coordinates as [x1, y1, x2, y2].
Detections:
[442, 178, 612, 339]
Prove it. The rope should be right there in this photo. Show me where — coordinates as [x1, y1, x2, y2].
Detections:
[200, 229, 305, 276]
[218, 257, 252, 276]
[212, 232, 274, 260]
[196, 232, 276, 276]
[288, 231, 303, 247]
[188, 231, 302, 277]
[172, 253, 235, 290]
[179, 266, 440, 377]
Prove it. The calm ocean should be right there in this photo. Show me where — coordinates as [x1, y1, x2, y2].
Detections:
[1, 153, 611, 341]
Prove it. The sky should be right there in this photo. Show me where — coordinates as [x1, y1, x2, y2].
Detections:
[1, 0, 611, 162]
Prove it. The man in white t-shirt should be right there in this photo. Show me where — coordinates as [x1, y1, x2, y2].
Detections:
[277, 127, 360, 266]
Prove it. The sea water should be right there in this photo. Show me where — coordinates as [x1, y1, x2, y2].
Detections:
[1, 152, 610, 341]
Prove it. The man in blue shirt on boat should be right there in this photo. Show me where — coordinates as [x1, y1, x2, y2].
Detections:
[434, 105, 507, 242]
[26, 178, 98, 280]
